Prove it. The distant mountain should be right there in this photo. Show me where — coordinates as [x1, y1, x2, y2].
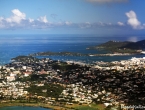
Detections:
[121, 40, 145, 50]
[97, 40, 131, 49]
[87, 40, 145, 53]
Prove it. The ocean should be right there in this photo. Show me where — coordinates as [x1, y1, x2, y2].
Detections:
[0, 34, 145, 65]
[0, 106, 51, 110]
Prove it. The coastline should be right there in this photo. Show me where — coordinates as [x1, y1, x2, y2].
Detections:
[29, 51, 141, 57]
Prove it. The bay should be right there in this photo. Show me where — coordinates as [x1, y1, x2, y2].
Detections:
[0, 34, 145, 65]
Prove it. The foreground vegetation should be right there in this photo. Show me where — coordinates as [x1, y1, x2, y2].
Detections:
[0, 102, 106, 110]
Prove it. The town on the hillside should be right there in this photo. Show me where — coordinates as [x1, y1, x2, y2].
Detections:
[0, 56, 145, 109]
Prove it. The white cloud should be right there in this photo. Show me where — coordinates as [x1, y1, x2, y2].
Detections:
[1, 9, 144, 31]
[98, 22, 114, 26]
[0, 9, 50, 29]
[0, 17, 4, 28]
[117, 21, 124, 26]
[37, 15, 48, 23]
[79, 22, 92, 29]
[65, 21, 72, 25]
[86, 0, 128, 3]
[6, 9, 26, 24]
[125, 10, 142, 29]
[0, 17, 4, 22]
[29, 18, 34, 23]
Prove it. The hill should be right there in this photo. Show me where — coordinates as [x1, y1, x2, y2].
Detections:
[87, 40, 145, 53]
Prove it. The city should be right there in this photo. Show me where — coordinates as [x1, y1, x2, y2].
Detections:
[0, 56, 145, 109]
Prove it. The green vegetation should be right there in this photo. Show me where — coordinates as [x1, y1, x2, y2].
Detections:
[87, 40, 145, 53]
[74, 104, 106, 110]
[26, 84, 64, 98]
[52, 62, 81, 71]
[29, 51, 87, 56]
[75, 106, 97, 110]
[96, 41, 130, 49]
[11, 55, 39, 62]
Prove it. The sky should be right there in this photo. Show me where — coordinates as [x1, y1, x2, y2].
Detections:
[0, 0, 145, 35]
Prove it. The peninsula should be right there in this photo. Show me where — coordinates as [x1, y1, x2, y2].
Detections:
[29, 51, 87, 57]
[87, 39, 145, 54]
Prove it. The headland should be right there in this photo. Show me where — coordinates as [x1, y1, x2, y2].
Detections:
[87, 39, 145, 54]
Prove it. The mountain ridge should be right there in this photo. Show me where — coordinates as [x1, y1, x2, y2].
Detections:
[87, 39, 145, 53]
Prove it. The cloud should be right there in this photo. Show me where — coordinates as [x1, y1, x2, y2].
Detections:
[0, 9, 50, 29]
[79, 22, 120, 29]
[79, 22, 92, 29]
[0, 9, 143, 31]
[117, 21, 124, 26]
[0, 17, 4, 22]
[37, 15, 48, 23]
[125, 10, 142, 29]
[86, 0, 129, 4]
[6, 9, 26, 24]
[65, 21, 72, 25]
[0, 17, 4, 28]
[108, 23, 112, 25]
[29, 18, 34, 23]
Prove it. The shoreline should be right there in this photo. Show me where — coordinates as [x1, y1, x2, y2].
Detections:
[29, 51, 142, 57]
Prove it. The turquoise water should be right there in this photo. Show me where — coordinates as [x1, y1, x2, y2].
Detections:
[0, 106, 51, 110]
